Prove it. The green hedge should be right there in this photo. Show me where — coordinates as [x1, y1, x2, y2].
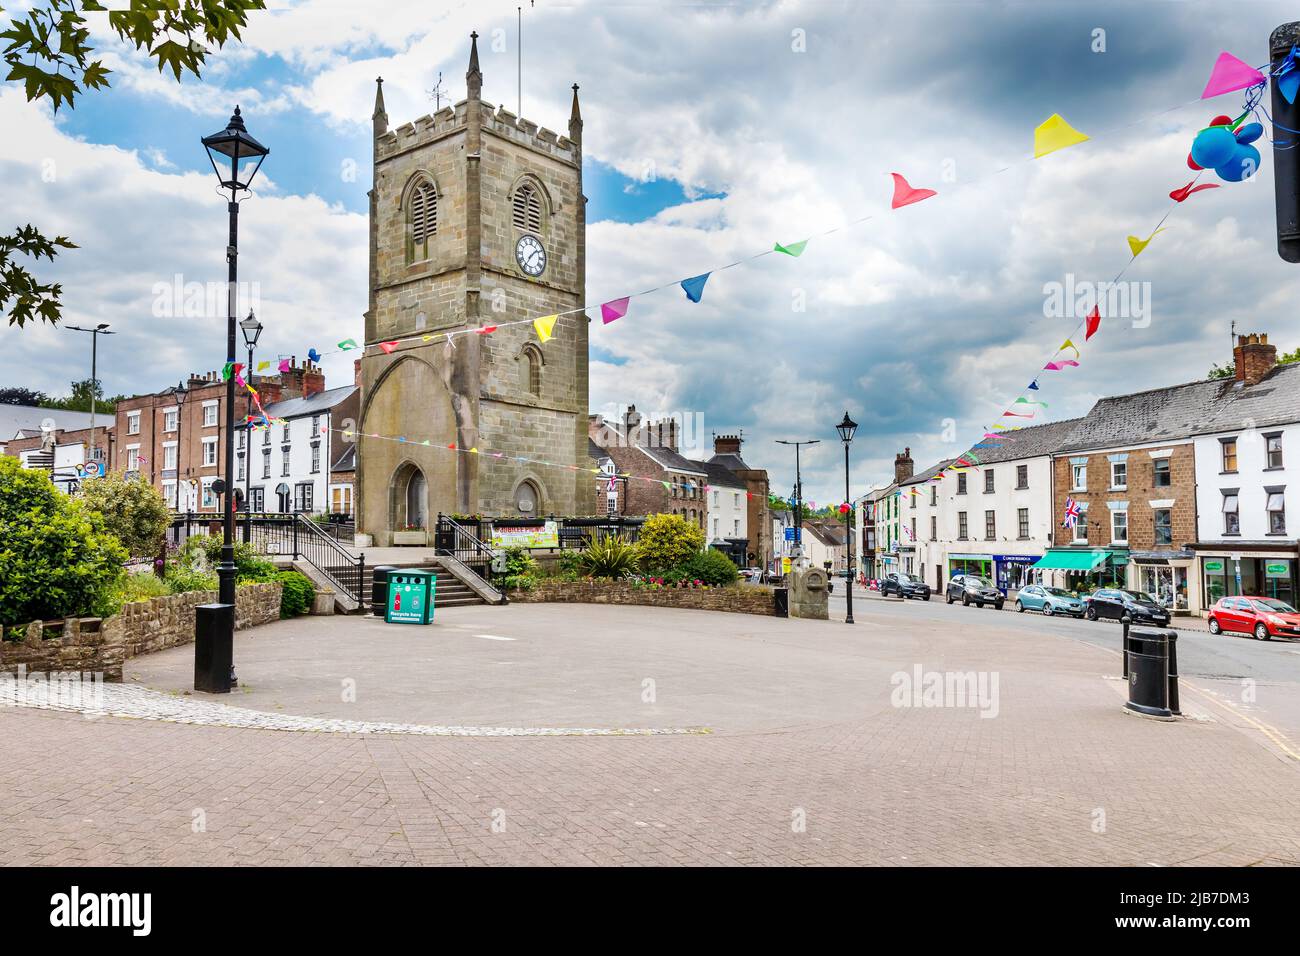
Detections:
[277, 570, 315, 618]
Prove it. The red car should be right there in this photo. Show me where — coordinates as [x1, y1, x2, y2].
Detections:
[1206, 596, 1300, 641]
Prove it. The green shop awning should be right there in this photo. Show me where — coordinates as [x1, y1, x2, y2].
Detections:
[1031, 549, 1114, 571]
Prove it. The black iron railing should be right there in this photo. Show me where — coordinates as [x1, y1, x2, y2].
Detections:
[434, 514, 498, 569]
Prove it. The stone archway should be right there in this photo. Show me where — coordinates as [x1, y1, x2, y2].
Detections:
[390, 461, 428, 531]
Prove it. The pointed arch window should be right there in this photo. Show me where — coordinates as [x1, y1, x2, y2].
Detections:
[407, 176, 437, 261]
[512, 181, 543, 232]
[519, 344, 543, 398]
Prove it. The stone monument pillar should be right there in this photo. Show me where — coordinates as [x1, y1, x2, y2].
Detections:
[789, 567, 829, 620]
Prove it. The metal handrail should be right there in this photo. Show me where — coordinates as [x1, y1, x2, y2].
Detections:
[290, 512, 365, 604]
[435, 514, 498, 567]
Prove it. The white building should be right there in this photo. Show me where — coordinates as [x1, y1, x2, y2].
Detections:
[909, 418, 1080, 595]
[1189, 360, 1300, 608]
[237, 385, 357, 515]
[698, 461, 748, 553]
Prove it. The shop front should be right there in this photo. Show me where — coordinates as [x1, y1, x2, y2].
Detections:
[948, 553, 994, 585]
[1197, 548, 1298, 608]
[1029, 548, 1128, 593]
[993, 554, 1041, 595]
[1129, 551, 1193, 613]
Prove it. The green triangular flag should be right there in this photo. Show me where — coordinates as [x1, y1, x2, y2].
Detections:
[774, 239, 808, 257]
[337, 338, 359, 351]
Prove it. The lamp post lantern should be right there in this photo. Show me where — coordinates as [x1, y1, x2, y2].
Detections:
[239, 309, 263, 542]
[199, 106, 268, 693]
[65, 323, 114, 472]
[836, 411, 858, 624]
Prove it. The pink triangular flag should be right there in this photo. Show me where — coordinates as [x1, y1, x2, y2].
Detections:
[890, 173, 937, 210]
[1043, 359, 1080, 371]
[277, 358, 291, 372]
[1201, 52, 1265, 99]
[601, 297, 630, 325]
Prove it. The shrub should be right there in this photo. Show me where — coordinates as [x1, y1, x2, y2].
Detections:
[667, 548, 740, 586]
[76, 472, 170, 558]
[0, 456, 128, 626]
[118, 572, 171, 604]
[277, 570, 315, 618]
[193, 536, 278, 582]
[164, 564, 219, 594]
[636, 513, 706, 575]
[501, 545, 539, 591]
[577, 536, 640, 579]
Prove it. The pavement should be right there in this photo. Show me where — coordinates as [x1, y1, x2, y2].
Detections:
[2, 598, 1299, 866]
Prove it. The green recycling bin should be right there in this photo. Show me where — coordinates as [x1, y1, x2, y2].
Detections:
[384, 569, 436, 625]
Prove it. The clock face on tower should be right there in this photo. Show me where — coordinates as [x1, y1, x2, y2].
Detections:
[515, 234, 547, 276]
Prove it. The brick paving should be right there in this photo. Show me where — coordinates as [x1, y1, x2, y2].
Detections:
[2, 603, 1298, 866]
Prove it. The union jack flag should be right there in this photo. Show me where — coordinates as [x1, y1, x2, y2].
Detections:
[1062, 497, 1081, 529]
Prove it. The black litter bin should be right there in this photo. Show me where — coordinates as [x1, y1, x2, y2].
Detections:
[1125, 628, 1172, 718]
[370, 565, 397, 617]
[773, 586, 789, 618]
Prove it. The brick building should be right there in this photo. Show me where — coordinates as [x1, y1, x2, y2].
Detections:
[588, 408, 710, 530]
[4, 423, 114, 493]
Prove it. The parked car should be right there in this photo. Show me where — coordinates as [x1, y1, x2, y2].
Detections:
[740, 567, 763, 581]
[1206, 596, 1300, 641]
[1016, 584, 1086, 617]
[1083, 588, 1170, 627]
[946, 574, 1004, 610]
[880, 571, 931, 600]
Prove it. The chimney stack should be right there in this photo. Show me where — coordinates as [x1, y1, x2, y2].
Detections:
[713, 433, 743, 456]
[894, 447, 914, 484]
[1233, 332, 1278, 386]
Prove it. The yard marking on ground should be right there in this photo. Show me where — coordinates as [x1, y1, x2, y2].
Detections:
[474, 634, 516, 641]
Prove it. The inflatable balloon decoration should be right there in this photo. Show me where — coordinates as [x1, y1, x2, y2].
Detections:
[1188, 114, 1263, 182]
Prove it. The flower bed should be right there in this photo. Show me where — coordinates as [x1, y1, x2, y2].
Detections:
[509, 579, 775, 615]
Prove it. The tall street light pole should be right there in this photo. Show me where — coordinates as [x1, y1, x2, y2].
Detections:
[775, 438, 819, 568]
[836, 412, 858, 625]
[200, 106, 269, 694]
[239, 309, 263, 542]
[65, 324, 114, 471]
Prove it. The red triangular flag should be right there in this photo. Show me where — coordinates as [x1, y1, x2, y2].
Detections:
[890, 173, 937, 210]
[379, 341, 398, 354]
[1169, 181, 1219, 203]
[476, 326, 497, 334]
[1085, 307, 1101, 341]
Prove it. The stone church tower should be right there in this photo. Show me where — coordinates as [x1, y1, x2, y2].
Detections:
[357, 34, 590, 544]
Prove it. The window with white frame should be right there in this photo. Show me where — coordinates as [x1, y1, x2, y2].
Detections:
[310, 443, 321, 474]
[984, 470, 995, 494]
[202, 438, 218, 467]
[163, 442, 177, 470]
[1071, 462, 1087, 491]
[1222, 491, 1240, 535]
[1265, 433, 1284, 470]
[163, 480, 177, 509]
[1267, 489, 1286, 534]
[126, 411, 140, 435]
[201, 478, 216, 509]
[281, 447, 291, 477]
[1016, 464, 1028, 489]
[1111, 509, 1128, 543]
[202, 401, 218, 427]
[1073, 506, 1089, 542]
[125, 446, 141, 471]
[1154, 508, 1173, 545]
[163, 408, 178, 432]
[1153, 458, 1171, 487]
[262, 447, 271, 479]
[1110, 460, 1127, 490]
[294, 482, 313, 512]
[984, 510, 996, 540]
[236, 454, 246, 482]
[1018, 508, 1030, 539]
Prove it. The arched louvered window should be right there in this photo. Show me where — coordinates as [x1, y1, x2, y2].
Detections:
[409, 178, 437, 244]
[512, 181, 543, 232]
[519, 344, 543, 397]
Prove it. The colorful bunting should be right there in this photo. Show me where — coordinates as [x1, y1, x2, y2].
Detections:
[1015, 397, 1047, 408]
[278, 358, 292, 371]
[533, 314, 558, 343]
[1169, 181, 1219, 203]
[1027, 379, 1040, 390]
[1060, 339, 1079, 359]
[377, 343, 398, 355]
[1200, 52, 1265, 99]
[681, 273, 710, 303]
[307, 348, 322, 363]
[476, 326, 497, 335]
[256, 360, 271, 372]
[337, 338, 359, 351]
[1280, 67, 1300, 106]
[1084, 307, 1101, 341]
[601, 297, 630, 324]
[1043, 359, 1080, 371]
[774, 239, 808, 257]
[1127, 228, 1164, 257]
[890, 173, 937, 209]
[1033, 114, 1089, 158]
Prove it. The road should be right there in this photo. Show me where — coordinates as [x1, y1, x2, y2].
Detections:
[829, 587, 1300, 743]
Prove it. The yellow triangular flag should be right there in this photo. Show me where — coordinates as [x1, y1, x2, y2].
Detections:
[1034, 113, 1090, 158]
[1061, 338, 1079, 358]
[256, 361, 271, 372]
[533, 314, 558, 343]
[1127, 228, 1165, 258]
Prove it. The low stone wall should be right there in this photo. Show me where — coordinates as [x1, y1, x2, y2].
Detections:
[510, 579, 776, 615]
[0, 582, 282, 682]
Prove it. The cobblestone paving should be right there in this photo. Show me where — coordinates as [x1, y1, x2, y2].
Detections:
[2, 604, 1299, 867]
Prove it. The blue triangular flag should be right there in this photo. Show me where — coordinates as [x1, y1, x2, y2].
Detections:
[681, 273, 711, 303]
[308, 347, 322, 363]
[1027, 379, 1039, 390]
[1281, 69, 1300, 105]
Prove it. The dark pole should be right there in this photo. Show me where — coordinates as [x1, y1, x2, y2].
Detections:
[243, 335, 254, 542]
[1272, 21, 1300, 262]
[219, 195, 239, 607]
[776, 438, 819, 568]
[844, 441, 854, 624]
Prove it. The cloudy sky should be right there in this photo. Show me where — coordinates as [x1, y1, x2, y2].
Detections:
[2, 0, 1298, 504]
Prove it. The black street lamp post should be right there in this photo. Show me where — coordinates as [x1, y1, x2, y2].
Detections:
[836, 411, 858, 625]
[239, 309, 263, 542]
[198, 106, 268, 693]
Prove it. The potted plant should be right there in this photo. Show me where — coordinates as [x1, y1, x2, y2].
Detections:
[393, 524, 428, 546]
